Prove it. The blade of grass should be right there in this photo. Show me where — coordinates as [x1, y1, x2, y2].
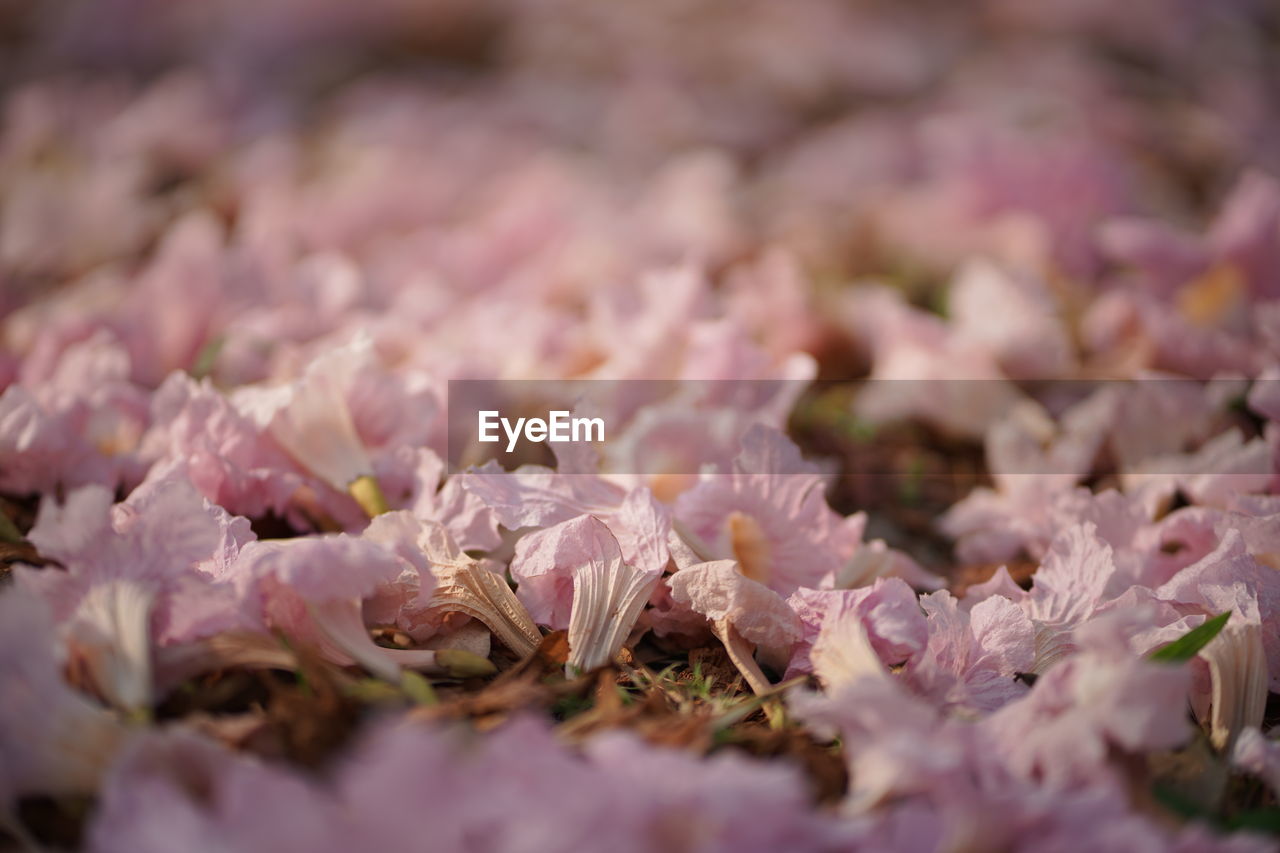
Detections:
[710, 676, 807, 731]
[1148, 612, 1230, 664]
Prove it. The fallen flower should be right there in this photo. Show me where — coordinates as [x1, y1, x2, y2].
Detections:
[673, 425, 870, 594]
[810, 612, 891, 691]
[233, 333, 390, 518]
[0, 586, 131, 803]
[469, 464, 673, 580]
[785, 578, 928, 680]
[668, 559, 801, 696]
[1200, 620, 1268, 751]
[15, 474, 252, 713]
[546, 515, 663, 674]
[229, 533, 493, 682]
[362, 510, 540, 657]
[985, 611, 1193, 789]
[903, 591, 1036, 714]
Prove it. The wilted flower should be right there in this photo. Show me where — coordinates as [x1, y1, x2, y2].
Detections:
[0, 587, 130, 802]
[15, 474, 252, 713]
[234, 333, 392, 518]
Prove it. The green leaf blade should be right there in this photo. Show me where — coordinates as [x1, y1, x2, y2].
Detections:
[1148, 612, 1231, 664]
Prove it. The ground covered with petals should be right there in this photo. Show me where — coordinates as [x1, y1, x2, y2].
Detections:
[2, 2, 1280, 851]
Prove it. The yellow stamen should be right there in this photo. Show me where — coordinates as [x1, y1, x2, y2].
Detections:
[348, 474, 390, 518]
[1177, 263, 1245, 328]
[727, 511, 772, 586]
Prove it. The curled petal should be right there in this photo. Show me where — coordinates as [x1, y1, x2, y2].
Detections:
[68, 579, 155, 714]
[668, 560, 801, 658]
[234, 335, 374, 492]
[424, 564, 542, 659]
[308, 599, 495, 680]
[669, 560, 801, 696]
[0, 587, 131, 801]
[811, 616, 890, 691]
[565, 518, 661, 674]
[308, 598, 403, 681]
[1202, 622, 1268, 751]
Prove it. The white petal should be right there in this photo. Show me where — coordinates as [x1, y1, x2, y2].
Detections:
[426, 563, 542, 658]
[566, 552, 659, 674]
[811, 616, 889, 691]
[238, 336, 375, 490]
[69, 580, 156, 713]
[1203, 622, 1268, 751]
[307, 598, 400, 681]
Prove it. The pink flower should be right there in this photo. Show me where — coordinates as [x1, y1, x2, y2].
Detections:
[339, 714, 850, 853]
[582, 729, 851, 852]
[15, 474, 253, 712]
[406, 448, 501, 551]
[903, 591, 1036, 714]
[784, 578, 928, 679]
[338, 716, 615, 852]
[87, 729, 343, 853]
[510, 492, 670, 629]
[233, 331, 435, 518]
[228, 534, 405, 680]
[942, 391, 1116, 564]
[0, 331, 149, 495]
[947, 259, 1074, 379]
[1091, 172, 1280, 377]
[844, 287, 1019, 440]
[0, 587, 130, 802]
[234, 335, 378, 495]
[0, 384, 101, 495]
[673, 425, 869, 594]
[984, 611, 1193, 789]
[601, 402, 773, 504]
[669, 559, 802, 693]
[141, 373, 306, 522]
[1019, 523, 1126, 673]
[1156, 530, 1280, 691]
[512, 515, 661, 673]
[471, 464, 673, 586]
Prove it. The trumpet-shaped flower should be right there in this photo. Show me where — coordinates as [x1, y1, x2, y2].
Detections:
[466, 463, 673, 579]
[540, 516, 662, 673]
[233, 332, 393, 517]
[903, 591, 1035, 714]
[365, 511, 540, 657]
[674, 425, 871, 594]
[509, 488, 671, 627]
[668, 559, 801, 694]
[784, 578, 927, 679]
[0, 587, 130, 802]
[1200, 619, 1268, 751]
[1156, 530, 1280, 690]
[229, 531, 491, 681]
[14, 474, 253, 712]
